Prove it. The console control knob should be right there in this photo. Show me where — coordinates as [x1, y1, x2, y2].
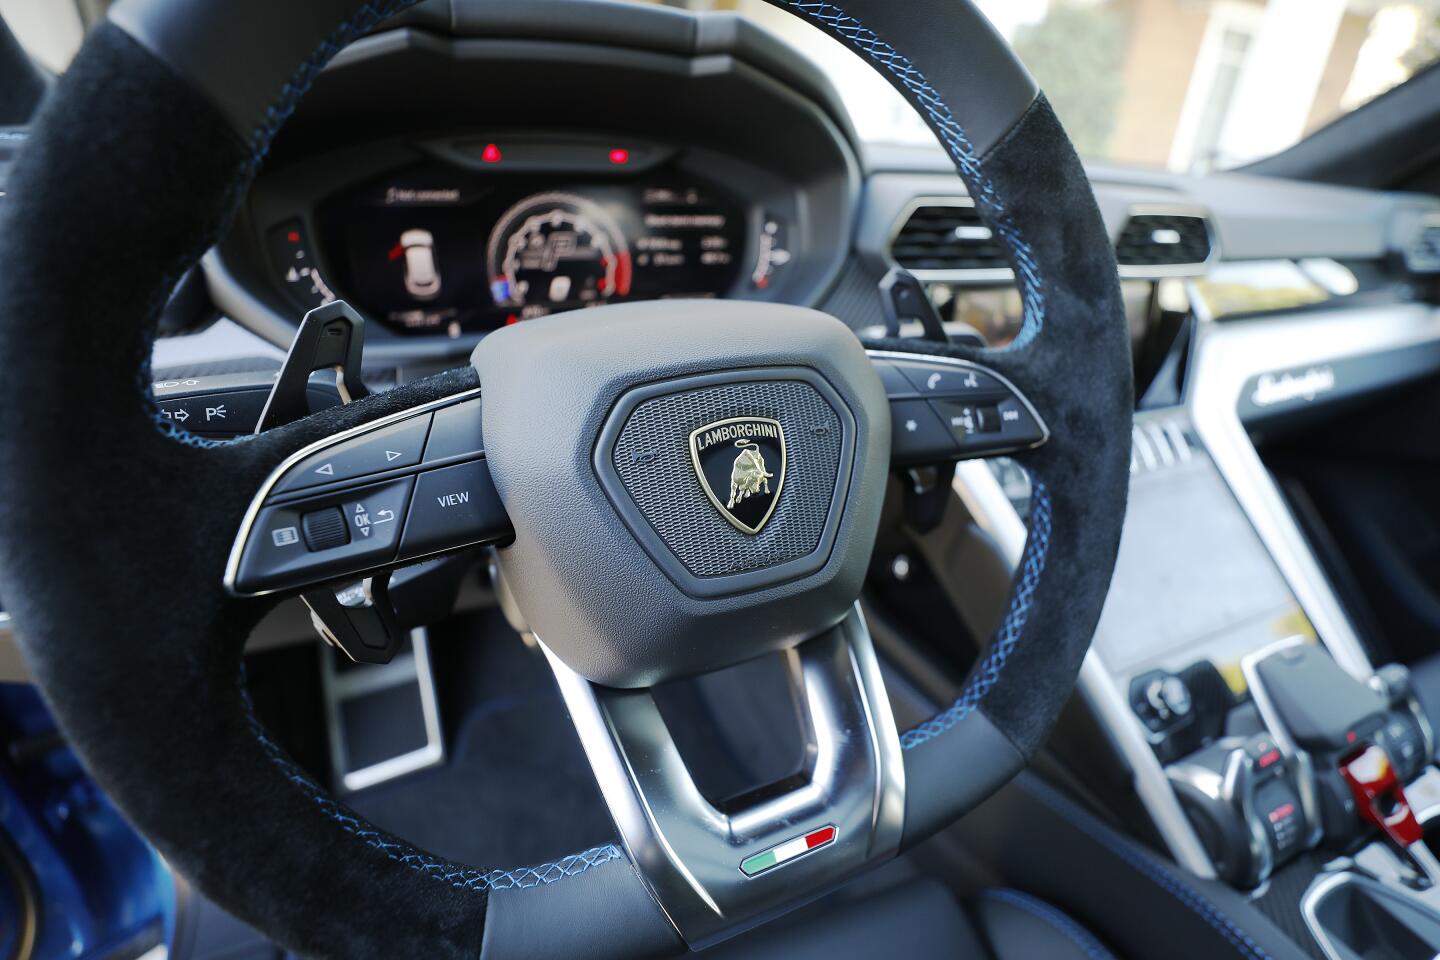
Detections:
[1131, 670, 1193, 731]
[1147, 675, 1192, 721]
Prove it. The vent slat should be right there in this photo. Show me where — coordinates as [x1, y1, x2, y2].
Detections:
[1404, 223, 1440, 274]
[891, 204, 1010, 273]
[1116, 213, 1212, 269]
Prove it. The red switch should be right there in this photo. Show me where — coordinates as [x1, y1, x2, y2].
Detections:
[1340, 743, 1422, 848]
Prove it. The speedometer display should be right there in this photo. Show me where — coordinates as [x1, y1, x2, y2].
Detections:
[315, 159, 749, 335]
[486, 192, 633, 317]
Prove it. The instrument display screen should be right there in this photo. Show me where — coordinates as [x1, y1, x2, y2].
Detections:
[315, 160, 748, 336]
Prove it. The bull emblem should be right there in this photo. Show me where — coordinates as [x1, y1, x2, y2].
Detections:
[727, 440, 774, 509]
[689, 416, 786, 535]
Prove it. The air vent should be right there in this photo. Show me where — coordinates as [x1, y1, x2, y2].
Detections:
[1130, 418, 1192, 476]
[1403, 217, 1440, 274]
[1115, 210, 1213, 277]
[890, 201, 1011, 277]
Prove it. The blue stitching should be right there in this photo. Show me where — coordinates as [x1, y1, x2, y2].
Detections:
[144, 1, 424, 445]
[784, 1, 1045, 346]
[778, 0, 1055, 751]
[979, 889, 1116, 960]
[1022, 777, 1273, 960]
[901, 478, 1051, 750]
[242, 0, 420, 170]
[241, 687, 620, 893]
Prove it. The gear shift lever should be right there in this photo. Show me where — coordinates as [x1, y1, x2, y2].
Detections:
[1340, 744, 1440, 889]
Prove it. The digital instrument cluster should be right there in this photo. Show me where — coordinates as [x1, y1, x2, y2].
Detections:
[310, 160, 759, 336]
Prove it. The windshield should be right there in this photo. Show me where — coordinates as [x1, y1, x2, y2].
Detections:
[735, 0, 1440, 172]
[8, 0, 1439, 172]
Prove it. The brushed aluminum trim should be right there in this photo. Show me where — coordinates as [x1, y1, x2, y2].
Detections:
[537, 604, 904, 949]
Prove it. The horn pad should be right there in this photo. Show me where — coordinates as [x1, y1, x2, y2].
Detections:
[599, 369, 852, 591]
[472, 301, 889, 688]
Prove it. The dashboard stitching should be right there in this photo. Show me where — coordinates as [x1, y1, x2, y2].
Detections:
[244, 0, 421, 170]
[1022, 776, 1275, 960]
[242, 681, 623, 892]
[899, 478, 1051, 750]
[978, 888, 1118, 960]
[785, 1, 1046, 347]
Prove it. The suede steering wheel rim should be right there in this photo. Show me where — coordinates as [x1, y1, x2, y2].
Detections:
[0, 1, 1133, 957]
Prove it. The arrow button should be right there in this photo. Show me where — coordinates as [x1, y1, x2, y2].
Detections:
[273, 413, 433, 493]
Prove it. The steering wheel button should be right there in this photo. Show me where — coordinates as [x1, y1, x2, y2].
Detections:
[398, 459, 508, 561]
[891, 359, 1004, 398]
[274, 414, 433, 493]
[888, 399, 957, 464]
[871, 360, 918, 398]
[156, 388, 270, 435]
[234, 478, 415, 594]
[301, 507, 349, 551]
[932, 398, 1043, 455]
[422, 398, 485, 463]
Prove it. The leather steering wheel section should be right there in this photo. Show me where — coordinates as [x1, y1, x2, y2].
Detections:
[0, 2, 1132, 959]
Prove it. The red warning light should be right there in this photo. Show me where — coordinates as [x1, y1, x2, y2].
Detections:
[608, 148, 630, 166]
[286, 230, 301, 243]
[481, 143, 502, 164]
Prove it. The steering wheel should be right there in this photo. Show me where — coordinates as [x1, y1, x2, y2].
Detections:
[0, 0, 1132, 956]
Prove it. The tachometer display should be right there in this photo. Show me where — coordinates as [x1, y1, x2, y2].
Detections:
[315, 161, 746, 335]
[486, 192, 632, 319]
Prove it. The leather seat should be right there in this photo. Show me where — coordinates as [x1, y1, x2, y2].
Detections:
[700, 877, 1116, 959]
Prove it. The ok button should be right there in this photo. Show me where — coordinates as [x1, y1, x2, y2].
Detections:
[397, 459, 509, 561]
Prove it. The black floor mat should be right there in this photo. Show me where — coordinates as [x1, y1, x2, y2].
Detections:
[344, 609, 617, 870]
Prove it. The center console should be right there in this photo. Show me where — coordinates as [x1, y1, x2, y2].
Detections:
[950, 301, 1440, 960]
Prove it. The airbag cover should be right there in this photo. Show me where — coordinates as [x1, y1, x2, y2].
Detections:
[472, 301, 889, 687]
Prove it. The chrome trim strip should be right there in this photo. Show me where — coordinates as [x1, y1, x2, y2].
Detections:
[1301, 864, 1440, 960]
[538, 605, 904, 949]
[1301, 870, 1358, 960]
[1187, 301, 1440, 681]
[949, 460, 1219, 878]
[222, 387, 481, 597]
[865, 349, 1051, 452]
